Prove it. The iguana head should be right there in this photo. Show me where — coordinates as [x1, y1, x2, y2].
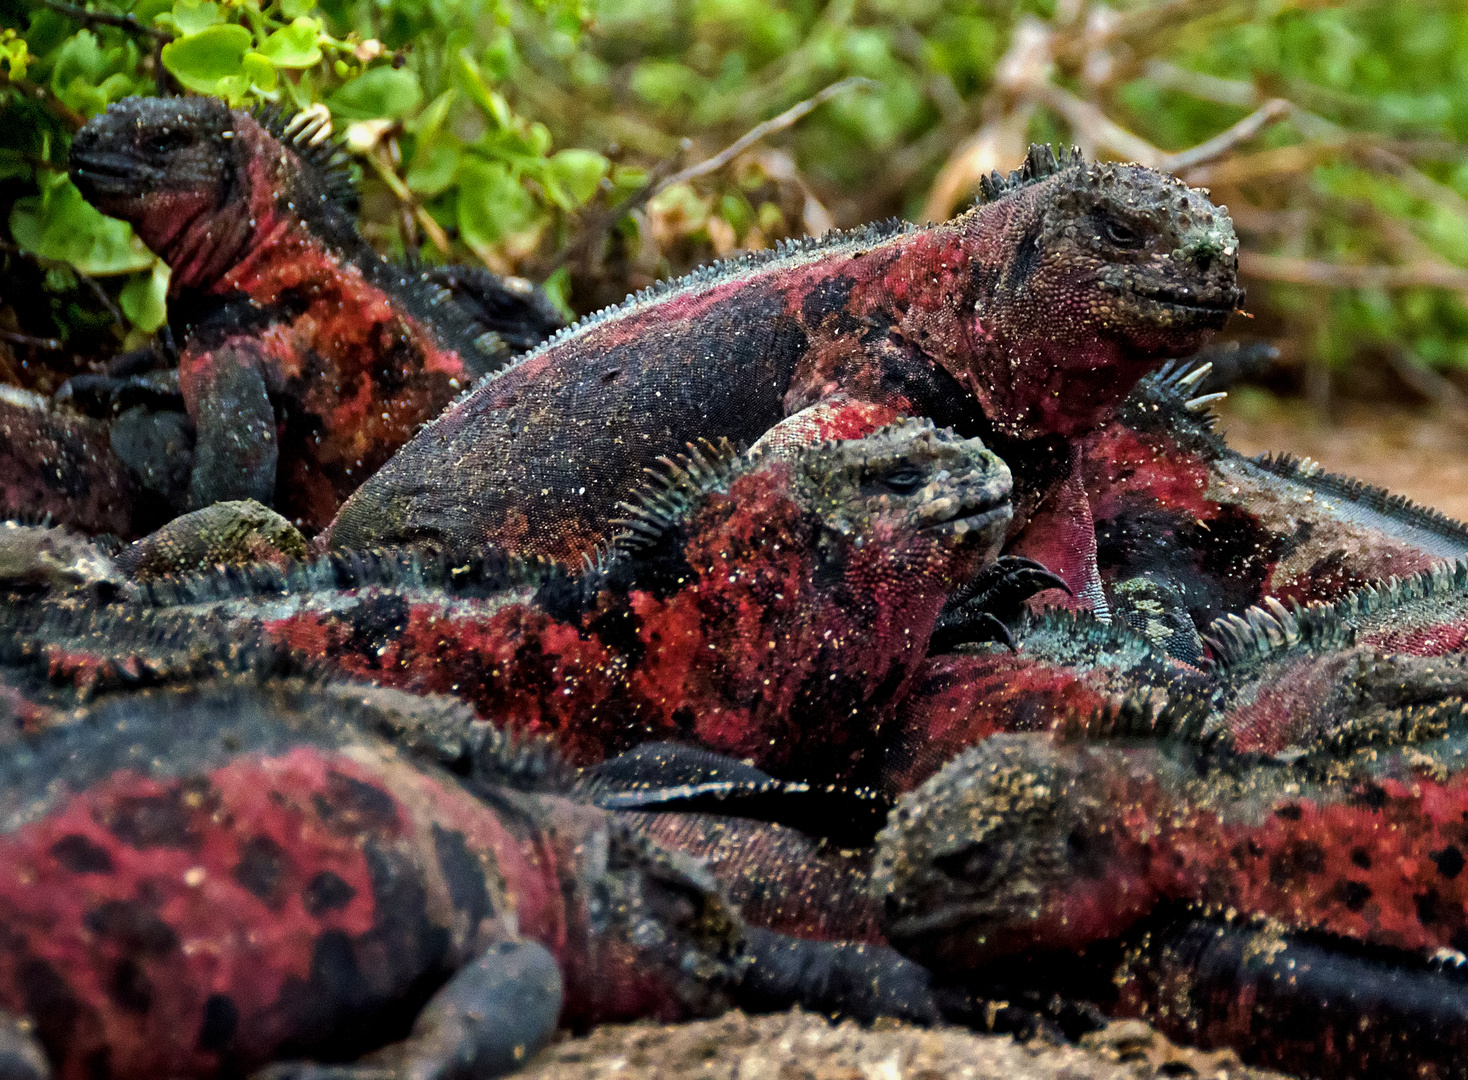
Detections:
[70, 95, 354, 291]
[560, 816, 747, 1025]
[952, 145, 1244, 438]
[873, 732, 1159, 970]
[598, 419, 1013, 776]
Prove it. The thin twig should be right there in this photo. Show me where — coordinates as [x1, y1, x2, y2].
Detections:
[1165, 99, 1292, 172]
[0, 329, 63, 350]
[363, 148, 450, 255]
[37, 0, 171, 41]
[76, 269, 124, 326]
[0, 71, 86, 130]
[1240, 251, 1468, 291]
[649, 77, 876, 199]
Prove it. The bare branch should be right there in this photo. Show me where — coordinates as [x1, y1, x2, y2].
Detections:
[1240, 251, 1468, 291]
[648, 76, 875, 199]
[1164, 99, 1292, 171]
[0, 70, 86, 131]
[1384, 346, 1468, 413]
[37, 0, 171, 42]
[0, 329, 63, 350]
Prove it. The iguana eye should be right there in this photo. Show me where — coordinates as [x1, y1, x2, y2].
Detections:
[871, 468, 926, 495]
[142, 128, 194, 157]
[933, 839, 1003, 887]
[1100, 216, 1145, 249]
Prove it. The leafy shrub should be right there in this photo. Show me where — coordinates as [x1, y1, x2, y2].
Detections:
[3, 0, 1468, 399]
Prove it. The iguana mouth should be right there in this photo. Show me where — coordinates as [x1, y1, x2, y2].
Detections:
[70, 151, 156, 196]
[927, 503, 1013, 539]
[1129, 282, 1242, 313]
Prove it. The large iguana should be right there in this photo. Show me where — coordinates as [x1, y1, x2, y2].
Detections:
[1018, 353, 1468, 643]
[324, 146, 1242, 585]
[0, 672, 949, 1080]
[5, 420, 1017, 783]
[65, 96, 557, 531]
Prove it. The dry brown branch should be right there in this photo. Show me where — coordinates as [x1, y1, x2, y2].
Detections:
[0, 329, 62, 349]
[1165, 99, 1292, 171]
[648, 77, 874, 200]
[1384, 346, 1468, 414]
[0, 71, 85, 131]
[1240, 251, 1468, 290]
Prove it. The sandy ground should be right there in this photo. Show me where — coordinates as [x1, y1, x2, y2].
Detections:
[521, 1011, 1283, 1080]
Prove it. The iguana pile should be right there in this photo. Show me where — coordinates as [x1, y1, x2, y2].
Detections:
[62, 97, 561, 531]
[324, 145, 1243, 592]
[4, 420, 1018, 784]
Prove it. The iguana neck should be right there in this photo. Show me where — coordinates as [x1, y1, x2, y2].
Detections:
[151, 115, 371, 300]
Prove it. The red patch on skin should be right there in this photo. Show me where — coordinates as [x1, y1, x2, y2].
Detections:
[883, 653, 1111, 794]
[0, 750, 386, 1078]
[0, 745, 573, 1080]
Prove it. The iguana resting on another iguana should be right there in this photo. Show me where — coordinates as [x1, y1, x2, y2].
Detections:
[63, 97, 561, 531]
[1020, 353, 1468, 651]
[4, 420, 1019, 785]
[325, 145, 1243, 610]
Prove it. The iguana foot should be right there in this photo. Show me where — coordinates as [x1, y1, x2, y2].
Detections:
[253, 940, 562, 1080]
[737, 928, 942, 1025]
[930, 556, 1071, 653]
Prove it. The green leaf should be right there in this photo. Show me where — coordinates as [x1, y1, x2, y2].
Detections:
[545, 148, 606, 209]
[10, 175, 154, 276]
[260, 19, 323, 68]
[405, 135, 460, 196]
[279, 0, 315, 18]
[119, 260, 171, 333]
[242, 51, 278, 92]
[328, 66, 423, 119]
[456, 157, 537, 254]
[170, 0, 222, 36]
[161, 24, 251, 94]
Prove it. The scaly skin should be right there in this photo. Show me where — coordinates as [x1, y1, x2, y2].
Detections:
[9, 421, 1013, 783]
[1010, 358, 1468, 637]
[68, 97, 518, 530]
[112, 499, 308, 580]
[0, 676, 749, 1080]
[326, 145, 1241, 571]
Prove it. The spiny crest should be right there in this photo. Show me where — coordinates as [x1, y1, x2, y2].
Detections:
[0, 601, 299, 700]
[1252, 452, 1468, 544]
[141, 544, 566, 608]
[975, 143, 1086, 205]
[1203, 594, 1353, 672]
[609, 437, 744, 555]
[1205, 559, 1468, 673]
[1060, 689, 1222, 750]
[251, 101, 358, 211]
[467, 720, 576, 793]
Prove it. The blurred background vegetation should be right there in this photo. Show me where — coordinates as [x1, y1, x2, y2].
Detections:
[3, 0, 1468, 411]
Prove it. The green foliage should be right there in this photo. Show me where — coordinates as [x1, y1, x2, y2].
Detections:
[3, 0, 1468, 394]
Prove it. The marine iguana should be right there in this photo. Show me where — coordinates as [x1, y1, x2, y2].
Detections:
[66, 96, 553, 530]
[1015, 352, 1468, 643]
[0, 672, 951, 1080]
[6, 420, 1017, 783]
[324, 145, 1242, 588]
[873, 702, 1468, 1078]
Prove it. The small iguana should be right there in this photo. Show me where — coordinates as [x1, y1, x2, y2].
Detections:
[7, 420, 1017, 783]
[67, 96, 555, 530]
[0, 672, 950, 1080]
[325, 145, 1242, 575]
